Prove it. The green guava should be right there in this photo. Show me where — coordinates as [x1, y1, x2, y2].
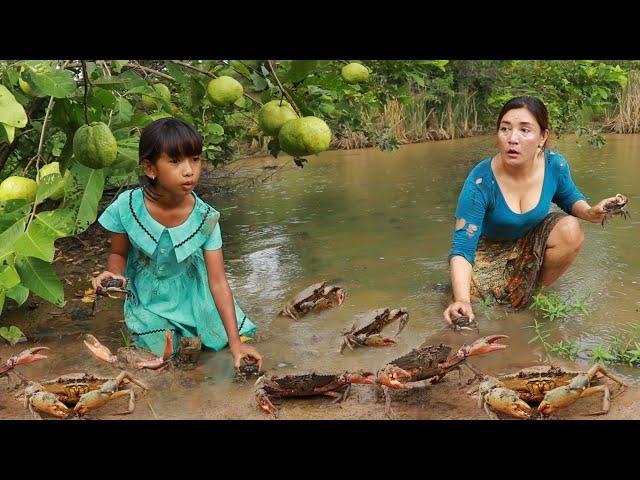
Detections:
[72, 122, 118, 170]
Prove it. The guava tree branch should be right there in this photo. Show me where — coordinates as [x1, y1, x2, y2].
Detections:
[81, 60, 90, 124]
[126, 61, 174, 82]
[170, 60, 263, 106]
[267, 60, 302, 117]
[24, 94, 55, 231]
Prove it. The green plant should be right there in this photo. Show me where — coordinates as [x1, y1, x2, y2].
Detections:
[590, 345, 617, 364]
[120, 327, 132, 348]
[529, 288, 591, 321]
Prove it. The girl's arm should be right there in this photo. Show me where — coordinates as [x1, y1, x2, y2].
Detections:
[91, 232, 129, 290]
[203, 248, 263, 369]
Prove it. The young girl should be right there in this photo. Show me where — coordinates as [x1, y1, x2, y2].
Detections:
[92, 117, 263, 371]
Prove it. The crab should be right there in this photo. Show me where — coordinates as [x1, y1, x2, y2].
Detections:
[235, 355, 265, 380]
[450, 315, 479, 333]
[538, 363, 627, 417]
[255, 370, 377, 417]
[91, 277, 133, 315]
[470, 363, 628, 419]
[376, 335, 509, 417]
[19, 371, 148, 419]
[340, 307, 409, 353]
[279, 282, 345, 320]
[601, 193, 630, 227]
[0, 347, 49, 389]
[83, 329, 173, 370]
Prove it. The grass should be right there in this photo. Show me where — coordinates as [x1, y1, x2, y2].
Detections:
[527, 288, 640, 368]
[606, 70, 640, 134]
[528, 287, 591, 321]
[120, 328, 132, 348]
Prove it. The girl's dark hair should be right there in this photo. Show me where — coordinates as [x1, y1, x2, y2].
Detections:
[497, 96, 550, 148]
[138, 117, 203, 199]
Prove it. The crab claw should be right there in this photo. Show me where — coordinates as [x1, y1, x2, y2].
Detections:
[457, 335, 509, 358]
[537, 385, 581, 417]
[9, 347, 50, 367]
[377, 365, 412, 388]
[83, 334, 118, 364]
[485, 387, 532, 420]
[363, 334, 397, 348]
[344, 371, 377, 385]
[391, 308, 410, 337]
[133, 330, 173, 369]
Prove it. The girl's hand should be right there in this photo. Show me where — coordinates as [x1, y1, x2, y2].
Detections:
[443, 301, 475, 325]
[230, 344, 263, 371]
[91, 271, 127, 291]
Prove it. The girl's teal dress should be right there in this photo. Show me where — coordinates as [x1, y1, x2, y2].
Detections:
[98, 187, 256, 357]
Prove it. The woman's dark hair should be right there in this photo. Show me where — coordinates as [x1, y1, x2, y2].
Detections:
[138, 117, 203, 198]
[497, 96, 550, 148]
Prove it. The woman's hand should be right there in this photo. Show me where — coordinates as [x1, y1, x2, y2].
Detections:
[230, 343, 264, 371]
[587, 195, 626, 224]
[91, 271, 127, 291]
[443, 300, 475, 325]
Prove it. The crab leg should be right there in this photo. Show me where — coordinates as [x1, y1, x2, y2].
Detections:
[110, 389, 137, 415]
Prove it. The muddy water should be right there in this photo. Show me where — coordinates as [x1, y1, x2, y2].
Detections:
[2, 133, 640, 420]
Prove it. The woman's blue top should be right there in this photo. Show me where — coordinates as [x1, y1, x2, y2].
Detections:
[449, 149, 586, 265]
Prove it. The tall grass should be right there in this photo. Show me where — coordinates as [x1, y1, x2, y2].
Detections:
[335, 89, 485, 149]
[606, 70, 640, 133]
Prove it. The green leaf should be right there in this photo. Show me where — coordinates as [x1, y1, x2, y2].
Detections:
[110, 97, 134, 129]
[69, 162, 104, 234]
[0, 123, 15, 143]
[230, 61, 251, 79]
[34, 209, 75, 238]
[13, 221, 57, 262]
[23, 70, 77, 98]
[0, 326, 26, 346]
[111, 60, 128, 73]
[0, 85, 28, 128]
[0, 207, 30, 258]
[104, 136, 140, 176]
[165, 61, 191, 87]
[285, 60, 318, 83]
[35, 174, 63, 204]
[0, 289, 4, 317]
[250, 74, 268, 91]
[6, 284, 29, 306]
[15, 255, 64, 307]
[0, 264, 20, 289]
[90, 88, 117, 110]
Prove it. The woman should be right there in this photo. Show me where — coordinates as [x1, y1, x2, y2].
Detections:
[444, 96, 622, 324]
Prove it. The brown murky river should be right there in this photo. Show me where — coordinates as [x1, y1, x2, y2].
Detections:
[2, 133, 640, 420]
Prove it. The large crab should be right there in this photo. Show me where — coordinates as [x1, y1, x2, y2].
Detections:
[340, 307, 409, 353]
[470, 363, 628, 419]
[19, 371, 148, 419]
[376, 335, 509, 417]
[0, 347, 49, 389]
[279, 282, 345, 320]
[601, 193, 630, 227]
[255, 371, 377, 417]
